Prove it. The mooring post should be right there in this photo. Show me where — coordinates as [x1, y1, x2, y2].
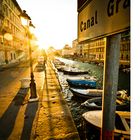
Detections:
[101, 33, 121, 140]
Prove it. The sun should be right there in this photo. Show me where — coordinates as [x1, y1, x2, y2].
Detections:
[34, 32, 49, 50]
[37, 39, 47, 50]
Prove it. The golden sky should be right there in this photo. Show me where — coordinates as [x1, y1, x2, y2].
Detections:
[17, 0, 77, 49]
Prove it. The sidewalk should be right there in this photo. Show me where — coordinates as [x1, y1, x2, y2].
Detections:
[0, 59, 29, 71]
[0, 61, 19, 71]
[32, 61, 80, 140]
[0, 60, 80, 140]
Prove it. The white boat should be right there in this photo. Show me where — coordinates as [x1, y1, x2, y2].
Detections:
[69, 88, 102, 99]
[81, 96, 130, 111]
[82, 110, 130, 139]
[63, 69, 89, 75]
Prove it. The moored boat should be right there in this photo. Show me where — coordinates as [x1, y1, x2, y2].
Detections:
[63, 68, 89, 75]
[53, 59, 66, 69]
[81, 96, 130, 111]
[69, 88, 102, 99]
[67, 78, 96, 89]
[55, 65, 66, 72]
[82, 110, 130, 139]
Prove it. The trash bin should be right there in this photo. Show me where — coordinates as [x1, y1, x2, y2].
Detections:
[20, 78, 30, 88]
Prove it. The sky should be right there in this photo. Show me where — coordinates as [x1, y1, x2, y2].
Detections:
[17, 0, 78, 50]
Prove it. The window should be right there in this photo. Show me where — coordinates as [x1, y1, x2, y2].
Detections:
[121, 54, 124, 60]
[11, 53, 13, 60]
[126, 55, 129, 60]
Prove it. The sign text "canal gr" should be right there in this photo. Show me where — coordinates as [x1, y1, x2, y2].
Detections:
[80, 10, 98, 32]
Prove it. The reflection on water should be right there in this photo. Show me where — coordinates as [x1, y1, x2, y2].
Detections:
[56, 57, 130, 139]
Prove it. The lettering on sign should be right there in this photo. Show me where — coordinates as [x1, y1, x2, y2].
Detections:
[80, 11, 98, 32]
[107, 0, 130, 17]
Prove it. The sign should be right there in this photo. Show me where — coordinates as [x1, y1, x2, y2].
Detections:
[78, 0, 89, 11]
[78, 0, 130, 42]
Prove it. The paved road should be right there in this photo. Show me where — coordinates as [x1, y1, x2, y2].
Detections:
[0, 63, 30, 116]
[0, 62, 45, 139]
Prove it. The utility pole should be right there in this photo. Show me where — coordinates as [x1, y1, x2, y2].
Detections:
[101, 34, 121, 140]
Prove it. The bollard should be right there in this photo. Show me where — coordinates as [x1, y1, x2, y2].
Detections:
[20, 78, 30, 88]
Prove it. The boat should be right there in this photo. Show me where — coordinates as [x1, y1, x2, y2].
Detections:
[69, 88, 102, 99]
[122, 68, 130, 73]
[55, 65, 66, 72]
[53, 59, 65, 67]
[81, 96, 130, 111]
[63, 68, 89, 75]
[67, 78, 96, 89]
[82, 110, 130, 139]
[81, 97, 102, 109]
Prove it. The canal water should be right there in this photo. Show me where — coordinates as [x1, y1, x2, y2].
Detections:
[56, 57, 130, 140]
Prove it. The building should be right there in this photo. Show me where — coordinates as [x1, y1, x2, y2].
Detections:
[120, 30, 130, 67]
[0, 0, 28, 65]
[74, 37, 106, 63]
[62, 44, 74, 57]
[88, 37, 106, 63]
[73, 30, 130, 67]
[72, 39, 78, 55]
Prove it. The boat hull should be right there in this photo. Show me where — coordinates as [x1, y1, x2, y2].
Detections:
[82, 111, 130, 139]
[69, 88, 102, 99]
[67, 79, 96, 89]
[81, 97, 130, 111]
[63, 70, 88, 75]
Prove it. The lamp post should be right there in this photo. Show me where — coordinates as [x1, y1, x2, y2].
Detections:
[20, 10, 38, 102]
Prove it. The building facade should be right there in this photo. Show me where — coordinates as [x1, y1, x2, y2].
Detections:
[82, 37, 106, 63]
[0, 0, 27, 65]
[62, 44, 73, 57]
[120, 30, 130, 67]
[73, 30, 130, 67]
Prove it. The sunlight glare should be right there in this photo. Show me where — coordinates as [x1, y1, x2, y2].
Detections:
[16, 0, 77, 50]
[37, 39, 47, 50]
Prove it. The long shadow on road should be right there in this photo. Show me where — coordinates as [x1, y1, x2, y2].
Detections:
[20, 101, 38, 140]
[0, 88, 29, 139]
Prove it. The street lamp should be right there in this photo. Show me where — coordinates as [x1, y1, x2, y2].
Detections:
[20, 10, 38, 102]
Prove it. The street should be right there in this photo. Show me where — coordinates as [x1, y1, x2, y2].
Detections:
[0, 62, 30, 116]
[0, 62, 45, 139]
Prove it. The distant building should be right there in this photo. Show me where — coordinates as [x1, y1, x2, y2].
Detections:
[72, 39, 82, 57]
[79, 37, 106, 63]
[62, 44, 74, 57]
[72, 39, 78, 55]
[72, 30, 130, 67]
[87, 38, 106, 63]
